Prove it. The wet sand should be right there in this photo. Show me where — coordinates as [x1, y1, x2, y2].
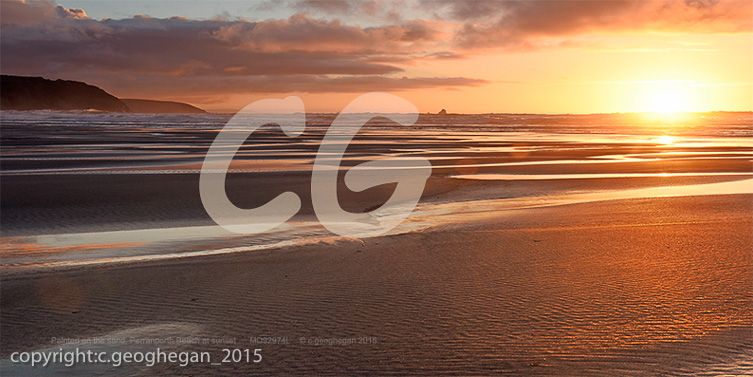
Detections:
[1, 194, 751, 376]
[1, 111, 752, 375]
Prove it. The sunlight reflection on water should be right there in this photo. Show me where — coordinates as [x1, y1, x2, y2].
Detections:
[2, 178, 750, 271]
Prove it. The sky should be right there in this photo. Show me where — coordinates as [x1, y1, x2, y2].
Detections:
[1, 0, 751, 113]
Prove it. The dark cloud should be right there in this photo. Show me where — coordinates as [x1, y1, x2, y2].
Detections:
[431, 0, 503, 21]
[436, 0, 753, 49]
[98, 74, 489, 97]
[1, 21, 404, 77]
[0, 0, 483, 106]
[293, 0, 353, 14]
[211, 14, 440, 53]
[423, 51, 464, 60]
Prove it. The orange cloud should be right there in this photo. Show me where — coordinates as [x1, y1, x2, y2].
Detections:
[442, 0, 753, 50]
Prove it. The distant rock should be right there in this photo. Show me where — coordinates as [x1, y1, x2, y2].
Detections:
[0, 75, 206, 113]
[1, 75, 129, 112]
[438, 109, 447, 115]
[121, 99, 205, 114]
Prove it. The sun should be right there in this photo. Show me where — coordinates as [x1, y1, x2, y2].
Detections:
[640, 85, 692, 113]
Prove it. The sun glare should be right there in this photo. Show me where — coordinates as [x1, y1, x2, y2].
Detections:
[653, 135, 675, 145]
[641, 86, 691, 113]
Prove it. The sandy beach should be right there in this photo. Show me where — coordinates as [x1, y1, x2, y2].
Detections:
[1, 111, 752, 375]
[3, 0, 753, 374]
[1, 194, 751, 376]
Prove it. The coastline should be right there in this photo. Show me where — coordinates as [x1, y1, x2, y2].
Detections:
[1, 110, 751, 375]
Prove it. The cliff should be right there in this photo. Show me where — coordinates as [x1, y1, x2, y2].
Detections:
[1, 75, 130, 112]
[0, 75, 206, 113]
[120, 98, 205, 114]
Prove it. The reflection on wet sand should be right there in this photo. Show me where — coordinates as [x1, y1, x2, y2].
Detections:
[453, 172, 752, 180]
[1, 110, 751, 269]
[1, 111, 751, 376]
[2, 178, 750, 270]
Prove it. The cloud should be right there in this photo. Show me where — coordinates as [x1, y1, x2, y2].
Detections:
[293, 0, 353, 14]
[98, 74, 489, 97]
[211, 14, 442, 54]
[0, 2, 453, 79]
[1, 0, 87, 26]
[55, 4, 88, 19]
[0, 0, 484, 108]
[1, 0, 749, 109]
[0, 0, 108, 41]
[437, 0, 753, 49]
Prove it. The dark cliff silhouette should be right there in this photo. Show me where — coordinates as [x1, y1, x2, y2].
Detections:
[1, 75, 129, 112]
[121, 99, 205, 114]
[0, 75, 205, 113]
